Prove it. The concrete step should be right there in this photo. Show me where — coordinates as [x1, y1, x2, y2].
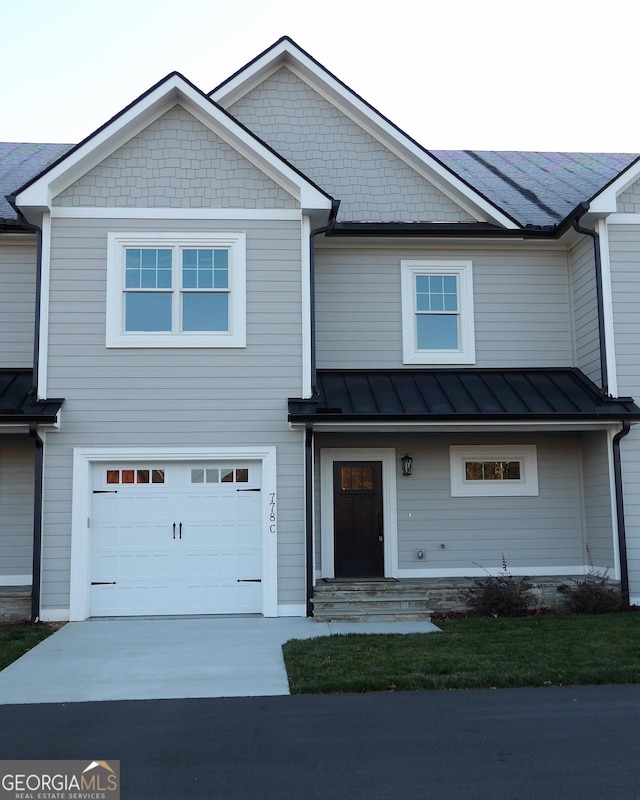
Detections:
[311, 583, 433, 622]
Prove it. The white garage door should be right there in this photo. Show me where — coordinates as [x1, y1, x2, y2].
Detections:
[90, 461, 262, 617]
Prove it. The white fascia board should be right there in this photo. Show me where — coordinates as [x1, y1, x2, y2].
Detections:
[299, 420, 623, 434]
[15, 74, 332, 217]
[212, 42, 517, 229]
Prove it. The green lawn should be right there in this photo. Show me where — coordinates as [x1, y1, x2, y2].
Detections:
[0, 624, 55, 671]
[283, 613, 640, 694]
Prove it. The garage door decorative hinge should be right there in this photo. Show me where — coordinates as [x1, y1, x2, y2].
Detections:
[237, 578, 262, 582]
[93, 490, 118, 493]
[91, 581, 117, 585]
[237, 488, 260, 492]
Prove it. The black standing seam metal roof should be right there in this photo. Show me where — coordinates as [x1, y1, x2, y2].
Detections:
[0, 370, 64, 424]
[288, 369, 640, 422]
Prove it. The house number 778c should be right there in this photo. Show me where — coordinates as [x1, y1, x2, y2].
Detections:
[269, 492, 276, 533]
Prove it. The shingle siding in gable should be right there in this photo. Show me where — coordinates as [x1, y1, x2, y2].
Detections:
[53, 105, 297, 209]
[228, 68, 475, 222]
[617, 178, 640, 212]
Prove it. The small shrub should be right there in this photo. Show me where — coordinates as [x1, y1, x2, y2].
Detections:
[557, 547, 623, 614]
[462, 555, 534, 617]
[558, 572, 623, 614]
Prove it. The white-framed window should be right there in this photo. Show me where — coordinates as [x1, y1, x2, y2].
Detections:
[106, 232, 246, 347]
[449, 445, 539, 497]
[401, 260, 475, 364]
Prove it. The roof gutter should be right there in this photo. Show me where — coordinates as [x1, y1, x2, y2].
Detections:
[573, 207, 609, 395]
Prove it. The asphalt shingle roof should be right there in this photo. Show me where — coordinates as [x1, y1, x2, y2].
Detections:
[0, 142, 72, 222]
[432, 150, 640, 228]
[0, 138, 638, 229]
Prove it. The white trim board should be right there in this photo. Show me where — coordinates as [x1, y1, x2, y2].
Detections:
[51, 207, 303, 220]
[319, 448, 398, 579]
[69, 446, 278, 621]
[399, 566, 589, 578]
[0, 575, 31, 586]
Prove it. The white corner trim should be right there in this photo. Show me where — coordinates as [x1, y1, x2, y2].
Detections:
[607, 428, 622, 582]
[597, 219, 618, 397]
[0, 575, 31, 586]
[37, 212, 51, 399]
[38, 608, 70, 622]
[277, 603, 306, 617]
[51, 207, 303, 221]
[69, 445, 278, 620]
[319, 448, 398, 579]
[301, 215, 312, 397]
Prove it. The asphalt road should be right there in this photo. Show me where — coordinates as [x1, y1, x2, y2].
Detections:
[1, 686, 639, 799]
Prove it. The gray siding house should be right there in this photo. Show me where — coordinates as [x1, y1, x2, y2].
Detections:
[2, 37, 640, 622]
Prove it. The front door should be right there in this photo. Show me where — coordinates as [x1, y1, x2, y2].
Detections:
[333, 461, 384, 577]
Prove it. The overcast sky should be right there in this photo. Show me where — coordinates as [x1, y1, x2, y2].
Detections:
[2, 0, 638, 153]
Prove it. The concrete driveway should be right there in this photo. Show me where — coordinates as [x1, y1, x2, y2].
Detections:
[0, 616, 439, 704]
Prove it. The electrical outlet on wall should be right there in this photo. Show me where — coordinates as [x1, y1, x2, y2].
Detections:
[413, 549, 426, 561]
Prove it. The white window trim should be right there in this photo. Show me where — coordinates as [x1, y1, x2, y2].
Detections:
[106, 231, 246, 348]
[401, 260, 475, 364]
[450, 445, 539, 497]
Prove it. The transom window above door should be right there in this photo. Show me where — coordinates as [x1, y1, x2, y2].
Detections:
[107, 232, 246, 348]
[401, 260, 475, 364]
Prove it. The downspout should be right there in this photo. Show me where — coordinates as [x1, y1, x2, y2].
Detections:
[28, 424, 44, 622]
[612, 421, 631, 606]
[305, 201, 339, 616]
[9, 201, 46, 623]
[573, 214, 609, 395]
[305, 423, 314, 616]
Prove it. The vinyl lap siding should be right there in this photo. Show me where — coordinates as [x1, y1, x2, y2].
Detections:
[315, 244, 572, 369]
[314, 432, 586, 574]
[569, 235, 600, 385]
[609, 223, 640, 600]
[41, 217, 305, 610]
[581, 431, 614, 570]
[228, 67, 474, 223]
[0, 435, 34, 580]
[0, 239, 37, 367]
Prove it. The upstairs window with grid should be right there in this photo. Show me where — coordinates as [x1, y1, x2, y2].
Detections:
[107, 232, 245, 348]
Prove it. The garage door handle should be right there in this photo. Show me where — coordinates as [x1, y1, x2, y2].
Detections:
[91, 581, 116, 585]
[179, 522, 182, 540]
[237, 579, 262, 582]
[172, 522, 176, 540]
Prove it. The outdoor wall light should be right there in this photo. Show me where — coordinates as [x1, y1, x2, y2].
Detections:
[401, 454, 413, 476]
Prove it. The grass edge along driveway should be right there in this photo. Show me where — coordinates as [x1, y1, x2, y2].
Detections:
[0, 624, 54, 671]
[282, 613, 640, 694]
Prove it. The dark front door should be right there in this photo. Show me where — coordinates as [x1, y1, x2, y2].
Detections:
[333, 461, 384, 578]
